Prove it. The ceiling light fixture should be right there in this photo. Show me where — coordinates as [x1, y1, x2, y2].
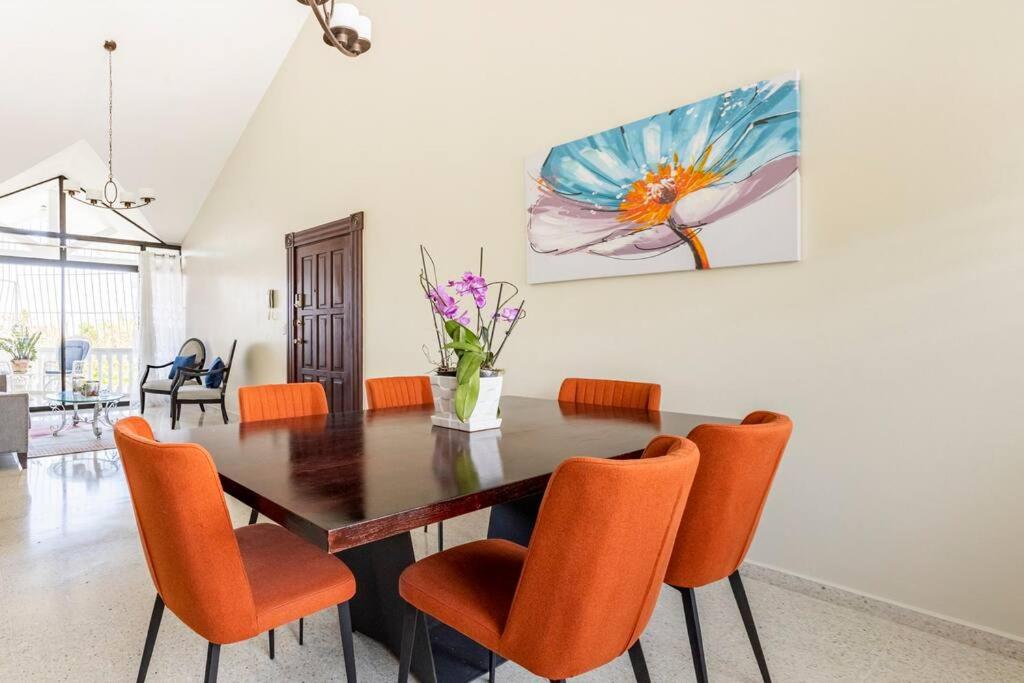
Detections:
[64, 40, 155, 211]
[298, 1, 372, 57]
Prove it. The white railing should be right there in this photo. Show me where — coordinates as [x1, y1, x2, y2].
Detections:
[4, 346, 135, 405]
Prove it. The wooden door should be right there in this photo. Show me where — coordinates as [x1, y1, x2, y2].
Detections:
[286, 213, 363, 413]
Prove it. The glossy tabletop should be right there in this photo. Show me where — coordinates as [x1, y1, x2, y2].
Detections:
[169, 396, 734, 553]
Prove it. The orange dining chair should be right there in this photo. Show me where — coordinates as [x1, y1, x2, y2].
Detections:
[558, 377, 662, 411]
[238, 382, 330, 524]
[365, 375, 433, 410]
[113, 417, 357, 683]
[397, 435, 700, 683]
[365, 375, 449, 551]
[664, 411, 793, 683]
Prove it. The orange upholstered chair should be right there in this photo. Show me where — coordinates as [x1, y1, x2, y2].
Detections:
[237, 382, 330, 524]
[397, 435, 700, 682]
[365, 375, 433, 410]
[665, 411, 793, 683]
[558, 377, 662, 411]
[238, 382, 329, 423]
[114, 417, 357, 683]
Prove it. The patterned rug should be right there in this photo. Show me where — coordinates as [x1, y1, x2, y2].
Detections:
[27, 420, 115, 458]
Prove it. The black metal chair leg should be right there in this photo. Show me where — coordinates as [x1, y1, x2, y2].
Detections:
[299, 617, 304, 645]
[627, 639, 651, 683]
[680, 587, 709, 683]
[269, 628, 275, 659]
[137, 595, 164, 683]
[199, 403, 206, 413]
[397, 603, 418, 683]
[730, 571, 771, 682]
[438, 520, 444, 551]
[488, 649, 495, 682]
[220, 400, 229, 424]
[248, 509, 259, 525]
[204, 642, 220, 683]
[338, 602, 357, 682]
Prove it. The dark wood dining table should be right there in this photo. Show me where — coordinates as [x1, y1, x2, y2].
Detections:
[169, 395, 733, 683]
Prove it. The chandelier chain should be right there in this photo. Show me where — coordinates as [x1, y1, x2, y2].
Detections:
[107, 46, 113, 182]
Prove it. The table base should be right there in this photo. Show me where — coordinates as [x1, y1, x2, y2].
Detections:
[49, 398, 120, 438]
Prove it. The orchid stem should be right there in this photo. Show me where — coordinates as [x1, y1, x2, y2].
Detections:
[490, 298, 525, 367]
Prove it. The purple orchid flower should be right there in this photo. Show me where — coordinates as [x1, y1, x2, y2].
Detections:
[495, 306, 522, 323]
[428, 285, 473, 326]
[450, 272, 488, 309]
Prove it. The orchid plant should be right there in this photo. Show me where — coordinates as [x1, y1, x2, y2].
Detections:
[420, 246, 526, 421]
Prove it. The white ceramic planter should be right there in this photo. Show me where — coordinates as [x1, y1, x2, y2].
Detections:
[430, 373, 503, 432]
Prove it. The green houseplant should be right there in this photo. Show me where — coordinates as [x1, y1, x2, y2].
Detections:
[0, 324, 42, 373]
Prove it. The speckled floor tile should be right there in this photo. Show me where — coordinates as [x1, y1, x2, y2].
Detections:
[0, 411, 1019, 682]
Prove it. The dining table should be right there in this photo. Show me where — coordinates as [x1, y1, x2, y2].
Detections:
[169, 395, 734, 683]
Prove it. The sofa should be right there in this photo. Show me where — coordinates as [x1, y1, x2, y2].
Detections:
[0, 374, 30, 468]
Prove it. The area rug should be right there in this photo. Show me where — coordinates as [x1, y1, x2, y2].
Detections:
[27, 421, 116, 458]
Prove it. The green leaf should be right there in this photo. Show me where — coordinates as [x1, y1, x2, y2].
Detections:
[454, 351, 484, 421]
[443, 340, 484, 354]
[444, 320, 480, 345]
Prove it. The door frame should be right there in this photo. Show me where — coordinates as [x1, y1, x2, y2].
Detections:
[285, 211, 364, 410]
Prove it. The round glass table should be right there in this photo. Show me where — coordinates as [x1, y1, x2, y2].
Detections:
[45, 390, 126, 438]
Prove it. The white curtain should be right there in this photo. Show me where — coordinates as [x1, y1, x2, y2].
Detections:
[136, 251, 185, 405]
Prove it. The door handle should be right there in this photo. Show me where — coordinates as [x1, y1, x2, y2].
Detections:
[293, 339, 304, 345]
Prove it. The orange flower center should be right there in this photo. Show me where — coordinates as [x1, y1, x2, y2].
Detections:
[617, 147, 732, 230]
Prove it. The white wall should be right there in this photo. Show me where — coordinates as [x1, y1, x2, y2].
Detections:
[183, 1, 1024, 638]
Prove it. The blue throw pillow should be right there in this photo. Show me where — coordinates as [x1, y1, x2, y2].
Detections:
[205, 357, 225, 389]
[168, 354, 196, 380]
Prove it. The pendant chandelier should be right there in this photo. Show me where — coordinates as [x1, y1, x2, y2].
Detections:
[64, 40, 155, 211]
[298, 1, 372, 57]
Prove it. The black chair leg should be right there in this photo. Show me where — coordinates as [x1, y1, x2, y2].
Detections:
[204, 642, 220, 683]
[438, 520, 444, 551]
[338, 602, 357, 682]
[220, 400, 229, 424]
[170, 401, 177, 429]
[199, 403, 206, 413]
[680, 587, 709, 683]
[488, 649, 495, 682]
[627, 639, 651, 683]
[397, 603, 418, 683]
[730, 571, 771, 682]
[140, 391, 146, 414]
[299, 617, 304, 645]
[269, 628, 275, 659]
[248, 509, 259, 525]
[137, 595, 164, 683]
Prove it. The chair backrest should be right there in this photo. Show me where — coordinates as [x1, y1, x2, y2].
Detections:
[179, 338, 206, 369]
[558, 377, 661, 411]
[500, 436, 699, 679]
[63, 339, 91, 372]
[113, 417, 258, 643]
[217, 340, 238, 392]
[665, 411, 793, 589]
[237, 382, 329, 423]
[365, 375, 433, 409]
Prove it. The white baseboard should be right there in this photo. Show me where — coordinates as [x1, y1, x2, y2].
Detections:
[741, 560, 1024, 661]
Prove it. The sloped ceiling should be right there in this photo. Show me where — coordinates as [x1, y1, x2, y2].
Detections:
[0, 1, 309, 243]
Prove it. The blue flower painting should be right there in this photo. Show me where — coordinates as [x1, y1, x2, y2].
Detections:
[525, 73, 800, 283]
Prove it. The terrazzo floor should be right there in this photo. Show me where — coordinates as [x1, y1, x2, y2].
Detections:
[1, 410, 1021, 682]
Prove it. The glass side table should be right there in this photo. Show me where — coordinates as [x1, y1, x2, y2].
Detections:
[45, 390, 126, 438]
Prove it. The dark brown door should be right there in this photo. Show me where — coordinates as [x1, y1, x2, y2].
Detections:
[286, 213, 363, 413]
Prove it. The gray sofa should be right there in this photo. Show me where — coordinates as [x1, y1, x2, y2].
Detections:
[0, 374, 30, 468]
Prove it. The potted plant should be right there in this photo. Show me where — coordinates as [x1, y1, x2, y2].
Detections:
[0, 324, 41, 374]
[420, 247, 526, 431]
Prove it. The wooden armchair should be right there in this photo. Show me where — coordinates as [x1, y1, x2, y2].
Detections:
[170, 340, 237, 429]
[139, 338, 206, 416]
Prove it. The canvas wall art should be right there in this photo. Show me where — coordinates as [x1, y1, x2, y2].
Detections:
[525, 73, 800, 284]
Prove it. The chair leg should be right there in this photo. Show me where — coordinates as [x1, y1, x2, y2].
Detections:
[137, 595, 164, 683]
[730, 571, 771, 682]
[680, 587, 709, 683]
[248, 509, 259, 525]
[199, 403, 206, 413]
[140, 391, 146, 414]
[338, 602, 357, 682]
[488, 649, 495, 682]
[204, 642, 220, 683]
[269, 628, 275, 659]
[17, 452, 28, 469]
[397, 603, 418, 683]
[438, 520, 444, 551]
[299, 617, 304, 645]
[627, 639, 651, 683]
[220, 400, 229, 424]
[170, 400, 177, 429]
